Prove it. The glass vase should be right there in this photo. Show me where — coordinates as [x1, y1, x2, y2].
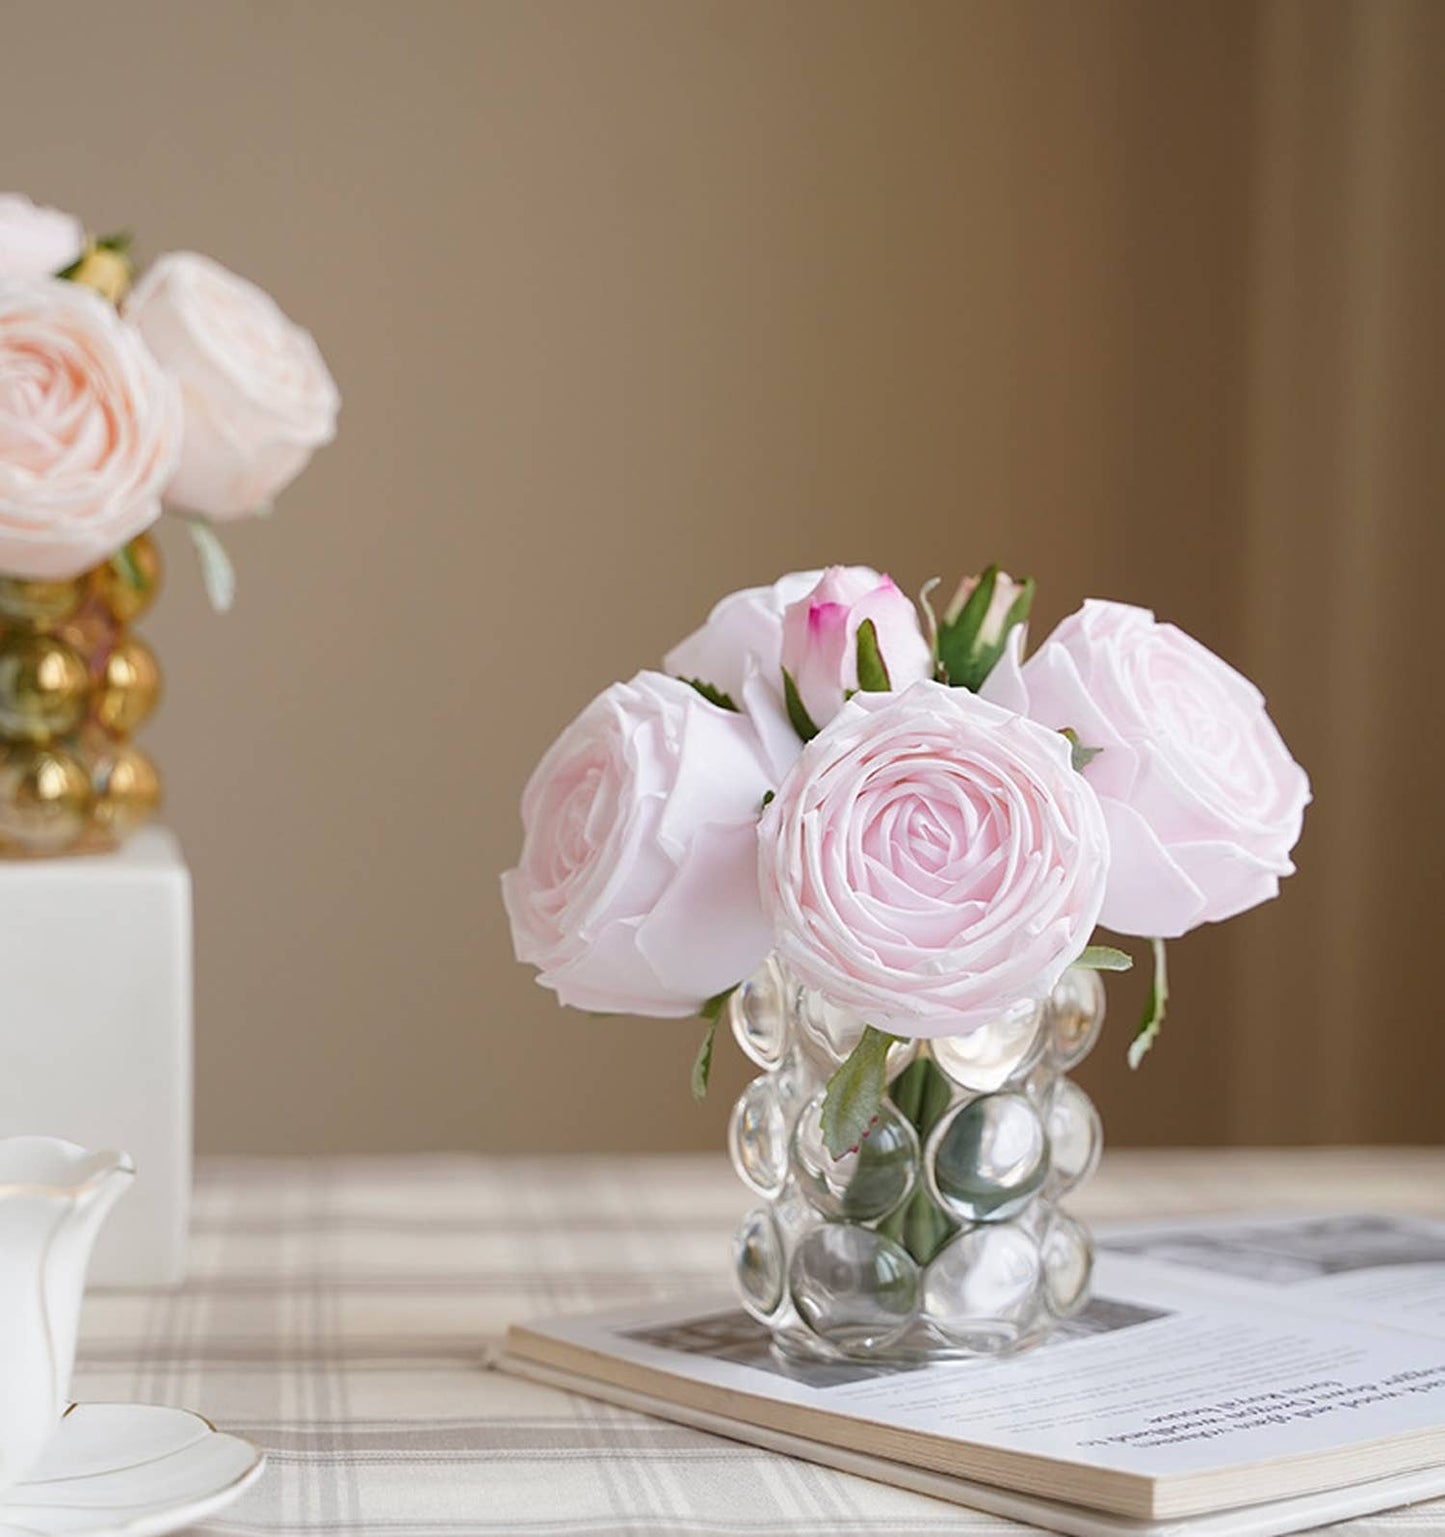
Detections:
[726, 957, 1105, 1363]
[0, 534, 163, 858]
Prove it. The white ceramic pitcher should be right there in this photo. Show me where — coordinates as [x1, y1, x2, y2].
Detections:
[0, 1136, 133, 1494]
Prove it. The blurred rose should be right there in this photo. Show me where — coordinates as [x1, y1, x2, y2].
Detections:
[0, 280, 180, 580]
[759, 681, 1109, 1037]
[0, 195, 84, 280]
[502, 672, 774, 1016]
[779, 566, 933, 727]
[127, 252, 338, 519]
[983, 600, 1310, 938]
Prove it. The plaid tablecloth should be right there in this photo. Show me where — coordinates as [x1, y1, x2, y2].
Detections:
[74, 1149, 1445, 1537]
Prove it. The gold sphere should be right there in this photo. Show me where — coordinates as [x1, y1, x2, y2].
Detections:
[94, 634, 162, 737]
[90, 534, 163, 624]
[57, 600, 118, 674]
[0, 631, 91, 742]
[92, 741, 162, 840]
[0, 574, 87, 628]
[0, 742, 94, 855]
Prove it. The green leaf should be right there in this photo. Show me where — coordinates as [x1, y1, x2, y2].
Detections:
[936, 566, 1036, 692]
[1128, 938, 1169, 1068]
[819, 1026, 898, 1158]
[109, 542, 146, 593]
[699, 989, 733, 1022]
[782, 668, 820, 742]
[183, 516, 237, 613]
[854, 618, 892, 692]
[1075, 944, 1134, 972]
[680, 677, 738, 711]
[1060, 727, 1104, 772]
[690, 1016, 719, 1101]
[95, 229, 134, 254]
[759, 789, 775, 813]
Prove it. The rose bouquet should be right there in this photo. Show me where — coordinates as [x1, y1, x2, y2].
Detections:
[0, 193, 338, 854]
[504, 566, 1309, 1356]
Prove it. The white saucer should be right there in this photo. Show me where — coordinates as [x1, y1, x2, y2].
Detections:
[0, 1404, 264, 1537]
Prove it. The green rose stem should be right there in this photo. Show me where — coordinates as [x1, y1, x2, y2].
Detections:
[878, 1055, 959, 1264]
[689, 989, 734, 1102]
[1128, 938, 1169, 1068]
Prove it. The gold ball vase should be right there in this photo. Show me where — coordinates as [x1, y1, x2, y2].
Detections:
[0, 534, 164, 857]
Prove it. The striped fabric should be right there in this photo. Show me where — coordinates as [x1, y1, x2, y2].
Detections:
[72, 1149, 1445, 1536]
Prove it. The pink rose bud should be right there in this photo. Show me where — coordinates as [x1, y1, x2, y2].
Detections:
[779, 566, 933, 730]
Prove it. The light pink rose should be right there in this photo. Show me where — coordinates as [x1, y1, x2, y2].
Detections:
[127, 252, 338, 519]
[983, 600, 1310, 938]
[0, 195, 84, 280]
[662, 568, 824, 781]
[502, 671, 774, 1017]
[0, 280, 180, 581]
[759, 681, 1110, 1037]
[779, 566, 934, 728]
[665, 569, 821, 702]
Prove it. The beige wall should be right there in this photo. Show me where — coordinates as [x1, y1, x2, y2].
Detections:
[3, 1, 1440, 1153]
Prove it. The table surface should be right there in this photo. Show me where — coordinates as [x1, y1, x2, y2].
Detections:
[75, 1149, 1445, 1537]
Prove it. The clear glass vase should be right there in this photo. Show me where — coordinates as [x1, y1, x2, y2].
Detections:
[726, 958, 1105, 1364]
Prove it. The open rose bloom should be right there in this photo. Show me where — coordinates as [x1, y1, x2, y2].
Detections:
[505, 563, 1310, 1361]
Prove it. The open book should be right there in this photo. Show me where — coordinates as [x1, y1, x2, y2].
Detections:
[502, 1212, 1445, 1537]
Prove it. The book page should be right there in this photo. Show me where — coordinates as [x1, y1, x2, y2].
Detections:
[1101, 1214, 1445, 1337]
[517, 1252, 1445, 1488]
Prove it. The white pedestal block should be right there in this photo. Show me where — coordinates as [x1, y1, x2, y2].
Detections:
[0, 827, 191, 1286]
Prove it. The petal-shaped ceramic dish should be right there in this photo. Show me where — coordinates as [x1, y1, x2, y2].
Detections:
[0, 1403, 263, 1537]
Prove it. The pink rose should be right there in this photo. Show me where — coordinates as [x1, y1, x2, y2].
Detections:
[983, 600, 1310, 937]
[662, 568, 824, 781]
[502, 672, 774, 1016]
[664, 569, 822, 703]
[758, 681, 1109, 1037]
[127, 252, 338, 519]
[0, 195, 84, 280]
[0, 280, 180, 580]
[779, 566, 934, 728]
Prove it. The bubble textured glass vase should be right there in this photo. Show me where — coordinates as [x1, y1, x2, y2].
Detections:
[727, 958, 1105, 1363]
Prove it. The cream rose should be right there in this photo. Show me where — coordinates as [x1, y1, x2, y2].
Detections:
[759, 681, 1110, 1037]
[983, 600, 1310, 937]
[0, 280, 180, 580]
[0, 195, 84, 280]
[502, 671, 775, 1016]
[126, 252, 338, 519]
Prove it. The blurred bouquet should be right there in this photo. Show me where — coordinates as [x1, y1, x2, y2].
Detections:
[0, 193, 338, 855]
[505, 563, 1310, 1154]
